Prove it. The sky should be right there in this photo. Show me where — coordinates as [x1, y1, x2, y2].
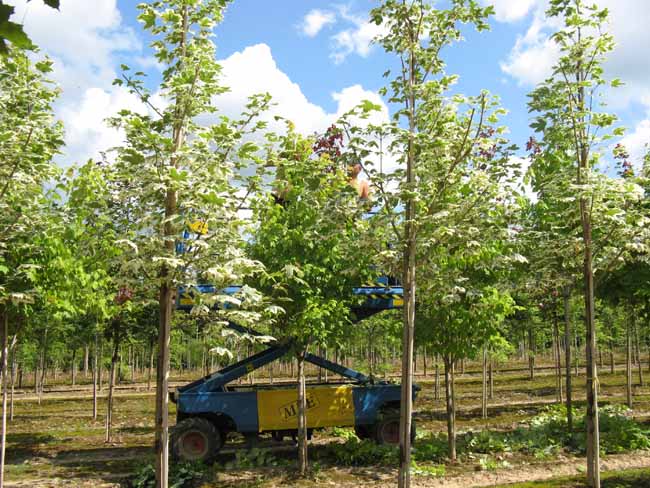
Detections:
[6, 0, 650, 175]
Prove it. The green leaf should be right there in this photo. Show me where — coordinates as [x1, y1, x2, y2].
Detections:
[0, 19, 35, 50]
[0, 5, 35, 51]
[41, 0, 60, 9]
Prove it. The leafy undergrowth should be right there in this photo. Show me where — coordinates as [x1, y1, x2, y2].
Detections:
[492, 467, 650, 487]
[131, 462, 208, 488]
[8, 368, 650, 487]
[326, 437, 398, 466]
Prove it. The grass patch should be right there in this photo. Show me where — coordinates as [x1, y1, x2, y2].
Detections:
[493, 467, 650, 487]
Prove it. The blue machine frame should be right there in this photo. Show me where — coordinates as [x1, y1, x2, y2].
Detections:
[173, 342, 418, 434]
[173, 280, 417, 437]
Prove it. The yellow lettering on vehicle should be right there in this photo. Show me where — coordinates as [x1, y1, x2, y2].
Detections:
[257, 386, 354, 431]
[189, 221, 208, 235]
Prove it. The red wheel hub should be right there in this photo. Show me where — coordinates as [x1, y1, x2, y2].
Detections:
[180, 431, 208, 459]
[380, 421, 400, 444]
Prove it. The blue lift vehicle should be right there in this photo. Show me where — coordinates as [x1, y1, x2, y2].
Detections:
[171, 281, 418, 463]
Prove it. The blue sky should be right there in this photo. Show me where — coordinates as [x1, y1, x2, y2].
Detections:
[7, 0, 650, 173]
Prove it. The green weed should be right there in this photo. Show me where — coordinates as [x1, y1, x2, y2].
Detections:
[223, 448, 289, 469]
[131, 462, 206, 488]
[330, 427, 358, 440]
[326, 438, 398, 466]
[411, 461, 445, 477]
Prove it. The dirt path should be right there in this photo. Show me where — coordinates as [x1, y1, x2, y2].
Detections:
[348, 451, 650, 488]
[417, 451, 650, 487]
[211, 451, 650, 488]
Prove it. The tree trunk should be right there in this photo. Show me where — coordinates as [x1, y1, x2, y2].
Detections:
[317, 346, 323, 383]
[1, 309, 9, 487]
[488, 358, 494, 400]
[563, 286, 573, 436]
[71, 348, 77, 387]
[99, 340, 104, 392]
[528, 327, 535, 380]
[105, 329, 121, 443]
[93, 331, 99, 421]
[38, 329, 48, 405]
[297, 351, 308, 476]
[10, 340, 16, 422]
[574, 333, 579, 377]
[423, 347, 428, 377]
[84, 344, 89, 379]
[434, 362, 440, 401]
[481, 347, 488, 419]
[148, 340, 155, 392]
[609, 339, 615, 375]
[626, 317, 633, 408]
[633, 312, 643, 387]
[553, 313, 563, 404]
[130, 346, 135, 384]
[397, 35, 417, 488]
[581, 192, 600, 487]
[598, 347, 603, 370]
[156, 280, 173, 488]
[444, 357, 456, 461]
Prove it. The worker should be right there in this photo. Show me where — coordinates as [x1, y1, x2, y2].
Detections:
[349, 163, 370, 200]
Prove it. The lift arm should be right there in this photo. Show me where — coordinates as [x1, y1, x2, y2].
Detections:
[177, 344, 290, 395]
[304, 352, 373, 384]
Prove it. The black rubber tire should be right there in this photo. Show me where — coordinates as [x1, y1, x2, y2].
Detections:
[374, 414, 416, 445]
[171, 417, 222, 463]
[355, 425, 372, 440]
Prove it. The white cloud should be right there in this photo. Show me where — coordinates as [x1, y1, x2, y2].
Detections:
[597, 0, 650, 110]
[300, 9, 336, 37]
[621, 117, 650, 174]
[10, 2, 390, 167]
[500, 0, 650, 110]
[499, 5, 561, 86]
[9, 0, 138, 91]
[7, 0, 143, 165]
[330, 7, 387, 64]
[509, 156, 537, 201]
[500, 35, 559, 87]
[58, 88, 128, 164]
[215, 43, 389, 136]
[480, 0, 539, 23]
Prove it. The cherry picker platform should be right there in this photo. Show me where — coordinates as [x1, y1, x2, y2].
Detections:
[171, 281, 417, 463]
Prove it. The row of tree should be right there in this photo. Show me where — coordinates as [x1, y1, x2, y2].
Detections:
[1, 1, 649, 488]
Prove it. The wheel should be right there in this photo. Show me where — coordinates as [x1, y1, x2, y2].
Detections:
[355, 425, 372, 440]
[171, 417, 222, 463]
[272, 431, 284, 442]
[244, 432, 259, 448]
[374, 413, 416, 445]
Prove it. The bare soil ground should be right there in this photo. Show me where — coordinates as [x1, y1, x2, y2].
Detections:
[5, 361, 650, 487]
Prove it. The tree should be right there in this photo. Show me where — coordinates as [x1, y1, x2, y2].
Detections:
[527, 2, 648, 485]
[62, 161, 120, 419]
[250, 125, 373, 475]
[0, 47, 62, 487]
[109, 1, 271, 485]
[367, 1, 496, 483]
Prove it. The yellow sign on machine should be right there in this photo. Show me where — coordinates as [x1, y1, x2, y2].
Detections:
[189, 220, 208, 235]
[257, 385, 355, 431]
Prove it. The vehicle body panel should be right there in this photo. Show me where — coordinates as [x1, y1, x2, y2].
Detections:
[176, 382, 414, 434]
